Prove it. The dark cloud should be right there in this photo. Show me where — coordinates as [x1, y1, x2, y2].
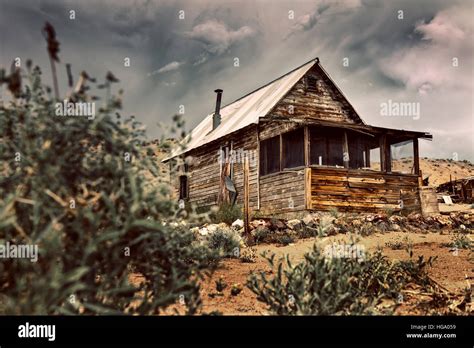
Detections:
[0, 0, 472, 160]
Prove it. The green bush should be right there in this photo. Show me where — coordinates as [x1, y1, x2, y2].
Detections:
[210, 203, 242, 225]
[247, 244, 436, 315]
[205, 227, 241, 257]
[0, 49, 214, 313]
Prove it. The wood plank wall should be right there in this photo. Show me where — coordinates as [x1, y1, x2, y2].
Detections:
[184, 125, 259, 210]
[310, 167, 421, 213]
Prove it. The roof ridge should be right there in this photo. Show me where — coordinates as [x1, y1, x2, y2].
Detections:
[210, 56, 319, 115]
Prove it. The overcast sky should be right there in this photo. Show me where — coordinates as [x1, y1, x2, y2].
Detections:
[1, 0, 473, 160]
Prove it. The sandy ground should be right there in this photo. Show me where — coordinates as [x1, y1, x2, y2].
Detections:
[196, 231, 472, 315]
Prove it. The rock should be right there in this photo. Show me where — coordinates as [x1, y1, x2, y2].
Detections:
[286, 219, 302, 230]
[250, 219, 266, 229]
[352, 219, 362, 227]
[435, 215, 452, 226]
[232, 219, 244, 229]
[302, 214, 316, 226]
[391, 223, 401, 231]
[269, 219, 286, 230]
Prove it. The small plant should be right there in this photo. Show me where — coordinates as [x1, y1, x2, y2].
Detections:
[297, 225, 318, 239]
[205, 227, 241, 257]
[240, 247, 257, 263]
[253, 227, 270, 244]
[210, 203, 243, 225]
[316, 215, 333, 237]
[215, 276, 227, 292]
[231, 283, 243, 296]
[276, 234, 294, 246]
[328, 207, 339, 218]
[443, 234, 472, 250]
[385, 237, 412, 250]
[247, 245, 438, 315]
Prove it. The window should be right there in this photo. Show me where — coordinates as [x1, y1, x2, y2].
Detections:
[260, 136, 280, 175]
[347, 132, 380, 170]
[179, 175, 188, 199]
[282, 128, 305, 168]
[306, 75, 319, 93]
[390, 139, 414, 174]
[309, 127, 344, 167]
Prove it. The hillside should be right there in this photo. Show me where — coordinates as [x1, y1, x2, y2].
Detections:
[395, 158, 474, 187]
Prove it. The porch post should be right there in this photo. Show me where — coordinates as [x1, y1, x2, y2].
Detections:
[413, 137, 420, 175]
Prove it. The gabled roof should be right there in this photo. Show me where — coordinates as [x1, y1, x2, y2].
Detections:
[165, 58, 318, 160]
[163, 57, 429, 161]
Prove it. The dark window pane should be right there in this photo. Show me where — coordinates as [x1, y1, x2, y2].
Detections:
[260, 136, 280, 175]
[282, 128, 304, 168]
[310, 127, 344, 167]
[348, 133, 365, 169]
[179, 175, 188, 199]
[310, 132, 326, 165]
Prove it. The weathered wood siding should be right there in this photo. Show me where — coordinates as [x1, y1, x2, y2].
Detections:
[309, 167, 421, 213]
[184, 125, 259, 210]
[269, 65, 361, 124]
[259, 171, 306, 214]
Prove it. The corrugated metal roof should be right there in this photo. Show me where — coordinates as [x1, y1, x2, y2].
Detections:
[164, 58, 318, 160]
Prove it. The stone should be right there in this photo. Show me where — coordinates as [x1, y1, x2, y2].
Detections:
[286, 219, 302, 230]
[232, 219, 244, 229]
[302, 214, 315, 226]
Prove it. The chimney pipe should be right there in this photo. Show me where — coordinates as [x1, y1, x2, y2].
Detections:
[213, 89, 223, 130]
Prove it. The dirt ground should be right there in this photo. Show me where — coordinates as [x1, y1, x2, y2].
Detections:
[197, 231, 473, 315]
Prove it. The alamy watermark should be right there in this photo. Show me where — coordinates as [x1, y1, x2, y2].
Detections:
[0, 242, 38, 262]
[217, 148, 257, 166]
[55, 100, 95, 120]
[380, 99, 420, 120]
[323, 243, 366, 261]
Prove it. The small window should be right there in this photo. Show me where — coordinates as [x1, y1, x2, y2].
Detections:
[179, 175, 188, 199]
[260, 136, 280, 175]
[282, 128, 305, 168]
[306, 76, 319, 93]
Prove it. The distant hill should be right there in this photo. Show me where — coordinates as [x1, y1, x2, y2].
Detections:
[394, 158, 474, 187]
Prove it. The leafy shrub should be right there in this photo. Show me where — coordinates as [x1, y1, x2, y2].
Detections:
[240, 247, 257, 263]
[385, 237, 412, 250]
[276, 234, 294, 246]
[253, 227, 270, 244]
[316, 216, 333, 237]
[443, 233, 472, 250]
[247, 244, 436, 315]
[210, 203, 242, 225]
[0, 32, 213, 314]
[205, 227, 241, 257]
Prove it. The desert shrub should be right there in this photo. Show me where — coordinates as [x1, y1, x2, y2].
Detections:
[205, 227, 241, 257]
[0, 35, 213, 314]
[297, 225, 318, 239]
[240, 247, 257, 263]
[276, 234, 294, 246]
[253, 227, 270, 244]
[316, 215, 333, 237]
[247, 244, 436, 315]
[443, 233, 472, 250]
[385, 237, 412, 250]
[210, 203, 242, 225]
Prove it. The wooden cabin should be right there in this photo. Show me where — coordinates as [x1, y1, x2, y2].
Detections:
[165, 58, 432, 216]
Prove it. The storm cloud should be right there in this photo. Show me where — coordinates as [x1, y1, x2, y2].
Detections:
[0, 0, 472, 160]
